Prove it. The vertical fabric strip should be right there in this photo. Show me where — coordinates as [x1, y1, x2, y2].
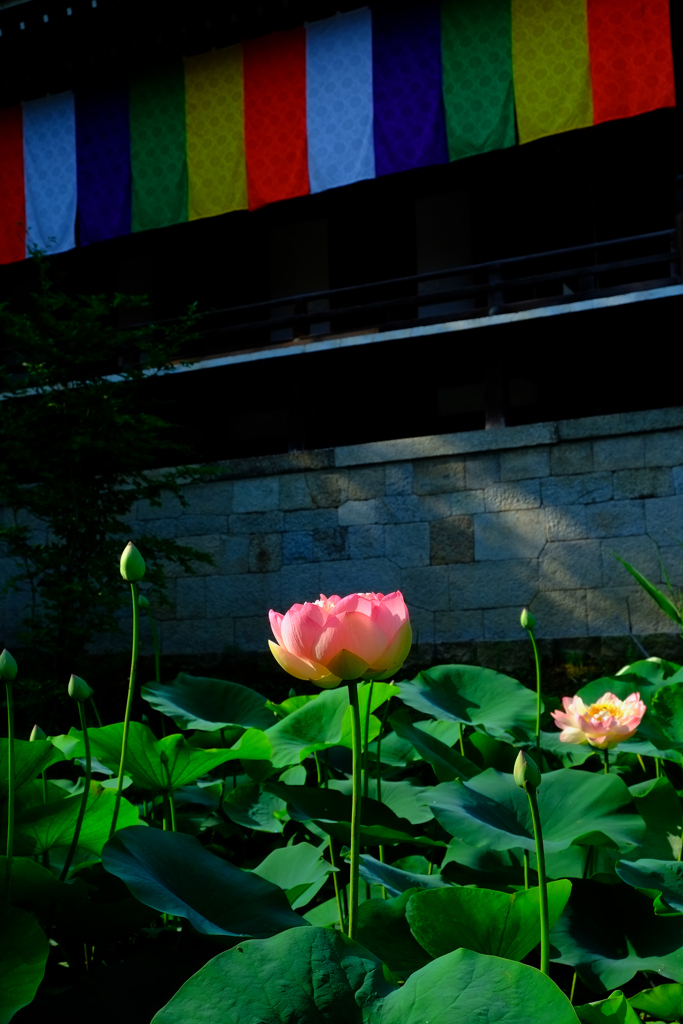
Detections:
[22, 92, 76, 256]
[184, 46, 247, 221]
[0, 107, 25, 265]
[372, 3, 448, 176]
[76, 86, 131, 244]
[130, 64, 188, 232]
[441, 0, 515, 162]
[243, 27, 309, 210]
[512, 0, 593, 145]
[306, 9, 375, 194]
[587, 0, 676, 125]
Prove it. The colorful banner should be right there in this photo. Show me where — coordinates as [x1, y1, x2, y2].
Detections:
[184, 46, 247, 222]
[22, 92, 77, 257]
[244, 28, 309, 210]
[441, 0, 515, 161]
[130, 64, 188, 233]
[512, 0, 594, 144]
[372, 2, 448, 176]
[0, 106, 25, 265]
[306, 9, 375, 193]
[75, 86, 131, 244]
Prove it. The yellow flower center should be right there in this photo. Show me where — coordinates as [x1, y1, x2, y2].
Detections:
[587, 701, 623, 722]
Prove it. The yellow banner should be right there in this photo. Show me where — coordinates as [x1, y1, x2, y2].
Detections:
[512, 0, 593, 145]
[184, 46, 247, 220]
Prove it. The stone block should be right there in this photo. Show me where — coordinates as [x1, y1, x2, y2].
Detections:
[430, 517, 474, 565]
[402, 565, 450, 610]
[418, 494, 455, 521]
[313, 528, 348, 561]
[385, 463, 413, 496]
[644, 495, 683, 546]
[376, 496, 424, 524]
[434, 609, 484, 642]
[449, 559, 538, 610]
[218, 535, 250, 575]
[586, 587, 645, 637]
[283, 532, 314, 564]
[182, 481, 232, 516]
[175, 515, 227, 538]
[348, 525, 385, 559]
[585, 501, 645, 538]
[137, 518, 176, 540]
[601, 535, 661, 588]
[318, 558, 401, 599]
[234, 615, 272, 651]
[550, 441, 594, 476]
[541, 473, 613, 506]
[232, 477, 279, 514]
[413, 457, 465, 495]
[137, 492, 183, 520]
[545, 505, 588, 542]
[613, 468, 673, 501]
[409, 607, 435, 645]
[593, 435, 645, 472]
[176, 577, 206, 620]
[229, 511, 284, 534]
[249, 533, 283, 573]
[474, 510, 547, 561]
[164, 534, 221, 577]
[674, 467, 683, 495]
[386, 522, 430, 567]
[465, 453, 500, 490]
[285, 509, 338, 532]
[280, 563, 322, 608]
[205, 573, 281, 618]
[349, 466, 386, 501]
[161, 617, 234, 656]
[559, 408, 683, 441]
[658, 545, 683, 588]
[451, 491, 486, 514]
[484, 606, 534, 641]
[539, 540, 603, 590]
[337, 501, 379, 526]
[484, 480, 541, 512]
[528, 590, 588, 638]
[280, 474, 315, 511]
[306, 470, 349, 508]
[148, 580, 177, 621]
[500, 447, 550, 482]
[627, 589, 680, 634]
[644, 429, 683, 468]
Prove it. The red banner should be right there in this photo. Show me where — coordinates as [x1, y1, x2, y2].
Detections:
[0, 106, 25, 264]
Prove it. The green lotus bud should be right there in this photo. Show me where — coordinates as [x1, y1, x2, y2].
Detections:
[138, 594, 150, 610]
[520, 607, 536, 632]
[0, 648, 18, 681]
[120, 541, 146, 582]
[514, 750, 542, 792]
[30, 724, 47, 741]
[68, 674, 93, 703]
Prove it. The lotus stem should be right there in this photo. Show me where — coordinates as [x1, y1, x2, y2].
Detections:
[363, 681, 374, 800]
[327, 837, 345, 931]
[5, 681, 15, 902]
[458, 722, 465, 757]
[529, 630, 542, 764]
[523, 848, 530, 889]
[60, 700, 92, 881]
[604, 749, 609, 775]
[90, 698, 104, 728]
[347, 680, 362, 940]
[569, 972, 577, 1004]
[110, 581, 140, 837]
[160, 751, 176, 832]
[526, 786, 550, 976]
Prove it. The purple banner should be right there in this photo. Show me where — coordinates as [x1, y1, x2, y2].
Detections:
[75, 86, 131, 244]
[372, 3, 448, 176]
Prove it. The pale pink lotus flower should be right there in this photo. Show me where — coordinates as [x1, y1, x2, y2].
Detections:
[551, 691, 646, 750]
[268, 591, 412, 688]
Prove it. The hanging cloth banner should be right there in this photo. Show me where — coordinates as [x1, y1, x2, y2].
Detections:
[441, 0, 515, 162]
[22, 92, 76, 257]
[306, 8, 375, 194]
[76, 85, 131, 244]
[184, 46, 247, 222]
[0, 106, 25, 265]
[587, 0, 676, 126]
[129, 64, 188, 232]
[244, 27, 309, 210]
[512, 0, 593, 145]
[372, 2, 448, 176]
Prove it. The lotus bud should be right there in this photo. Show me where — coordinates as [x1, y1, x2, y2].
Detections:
[120, 541, 146, 582]
[514, 750, 542, 792]
[68, 674, 94, 703]
[30, 724, 46, 741]
[0, 648, 18, 681]
[138, 594, 150, 609]
[520, 608, 536, 632]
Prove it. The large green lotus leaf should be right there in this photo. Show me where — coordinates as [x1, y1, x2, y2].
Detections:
[0, 905, 49, 1024]
[368, 947, 580, 1024]
[396, 664, 536, 740]
[628, 777, 682, 861]
[102, 825, 306, 937]
[368, 729, 422, 768]
[424, 769, 644, 854]
[616, 658, 682, 684]
[356, 890, 432, 981]
[389, 710, 477, 781]
[575, 990, 641, 1024]
[223, 781, 287, 833]
[539, 730, 597, 767]
[141, 673, 275, 731]
[616, 859, 683, 915]
[329, 778, 435, 825]
[337, 682, 400, 746]
[265, 688, 349, 768]
[0, 739, 65, 802]
[266, 694, 318, 719]
[14, 780, 138, 856]
[468, 731, 519, 772]
[648, 684, 683, 751]
[251, 842, 335, 910]
[630, 982, 683, 1021]
[406, 880, 571, 962]
[358, 854, 451, 897]
[441, 840, 526, 888]
[551, 880, 683, 992]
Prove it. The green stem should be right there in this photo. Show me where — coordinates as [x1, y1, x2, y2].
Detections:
[314, 751, 322, 787]
[89, 697, 104, 729]
[363, 681, 374, 800]
[527, 787, 550, 976]
[529, 629, 542, 764]
[41, 770, 48, 804]
[604, 749, 609, 775]
[569, 972, 577, 1005]
[458, 722, 465, 758]
[655, 757, 662, 779]
[160, 753, 176, 832]
[328, 837, 345, 932]
[523, 848, 530, 889]
[110, 581, 139, 837]
[375, 696, 391, 805]
[5, 681, 15, 902]
[347, 680, 362, 940]
[60, 701, 92, 881]
[378, 844, 386, 901]
[146, 607, 164, 737]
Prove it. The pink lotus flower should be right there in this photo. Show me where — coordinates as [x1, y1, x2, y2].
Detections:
[551, 691, 646, 750]
[268, 591, 412, 688]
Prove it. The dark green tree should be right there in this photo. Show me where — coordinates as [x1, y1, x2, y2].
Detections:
[0, 254, 213, 666]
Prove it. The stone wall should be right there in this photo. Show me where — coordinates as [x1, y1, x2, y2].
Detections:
[4, 407, 683, 661]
